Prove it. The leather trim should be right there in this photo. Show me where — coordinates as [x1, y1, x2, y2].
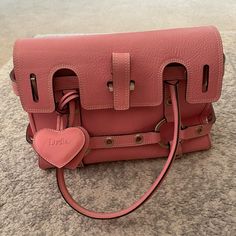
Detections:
[55, 81, 181, 219]
[112, 53, 130, 110]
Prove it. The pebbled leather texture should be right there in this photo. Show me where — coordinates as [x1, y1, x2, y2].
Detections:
[33, 127, 86, 168]
[11, 26, 224, 218]
[112, 53, 131, 110]
[13, 26, 223, 113]
[11, 27, 223, 169]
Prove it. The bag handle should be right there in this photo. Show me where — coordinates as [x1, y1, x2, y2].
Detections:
[56, 81, 181, 219]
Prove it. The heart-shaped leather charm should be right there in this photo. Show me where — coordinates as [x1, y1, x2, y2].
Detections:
[33, 127, 85, 168]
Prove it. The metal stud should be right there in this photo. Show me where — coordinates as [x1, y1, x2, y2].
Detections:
[107, 80, 135, 92]
[196, 125, 203, 135]
[166, 97, 172, 106]
[135, 134, 143, 144]
[105, 137, 114, 147]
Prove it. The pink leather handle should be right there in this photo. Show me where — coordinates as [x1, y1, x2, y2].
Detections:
[56, 82, 180, 219]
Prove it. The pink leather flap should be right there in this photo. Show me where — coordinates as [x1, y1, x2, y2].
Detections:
[13, 26, 224, 113]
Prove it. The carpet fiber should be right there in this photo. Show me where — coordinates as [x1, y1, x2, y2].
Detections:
[0, 32, 235, 236]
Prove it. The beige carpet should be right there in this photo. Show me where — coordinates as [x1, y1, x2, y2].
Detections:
[1, 0, 236, 67]
[0, 32, 235, 236]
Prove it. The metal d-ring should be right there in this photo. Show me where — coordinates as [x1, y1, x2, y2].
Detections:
[154, 118, 169, 149]
[154, 118, 167, 132]
[26, 131, 33, 144]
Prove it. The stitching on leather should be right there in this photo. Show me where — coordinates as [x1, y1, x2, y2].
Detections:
[14, 40, 51, 113]
[33, 127, 86, 158]
[15, 27, 223, 112]
[159, 58, 189, 83]
[113, 53, 118, 109]
[14, 42, 160, 111]
[123, 54, 130, 110]
[90, 132, 160, 148]
[83, 51, 159, 109]
[186, 26, 223, 103]
[15, 58, 81, 113]
[113, 53, 130, 110]
[123, 54, 128, 109]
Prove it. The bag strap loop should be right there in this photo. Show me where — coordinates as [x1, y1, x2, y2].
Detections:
[56, 81, 181, 219]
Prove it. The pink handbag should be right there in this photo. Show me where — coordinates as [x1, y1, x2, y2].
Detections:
[11, 26, 224, 219]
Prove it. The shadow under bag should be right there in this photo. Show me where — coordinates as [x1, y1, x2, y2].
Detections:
[10, 26, 224, 219]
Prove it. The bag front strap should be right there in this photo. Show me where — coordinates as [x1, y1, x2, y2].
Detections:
[56, 81, 181, 219]
[112, 53, 131, 110]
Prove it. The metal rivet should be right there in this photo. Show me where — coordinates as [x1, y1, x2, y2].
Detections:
[166, 97, 172, 106]
[135, 134, 143, 144]
[105, 137, 114, 147]
[107, 80, 135, 92]
[154, 118, 167, 133]
[196, 126, 203, 135]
